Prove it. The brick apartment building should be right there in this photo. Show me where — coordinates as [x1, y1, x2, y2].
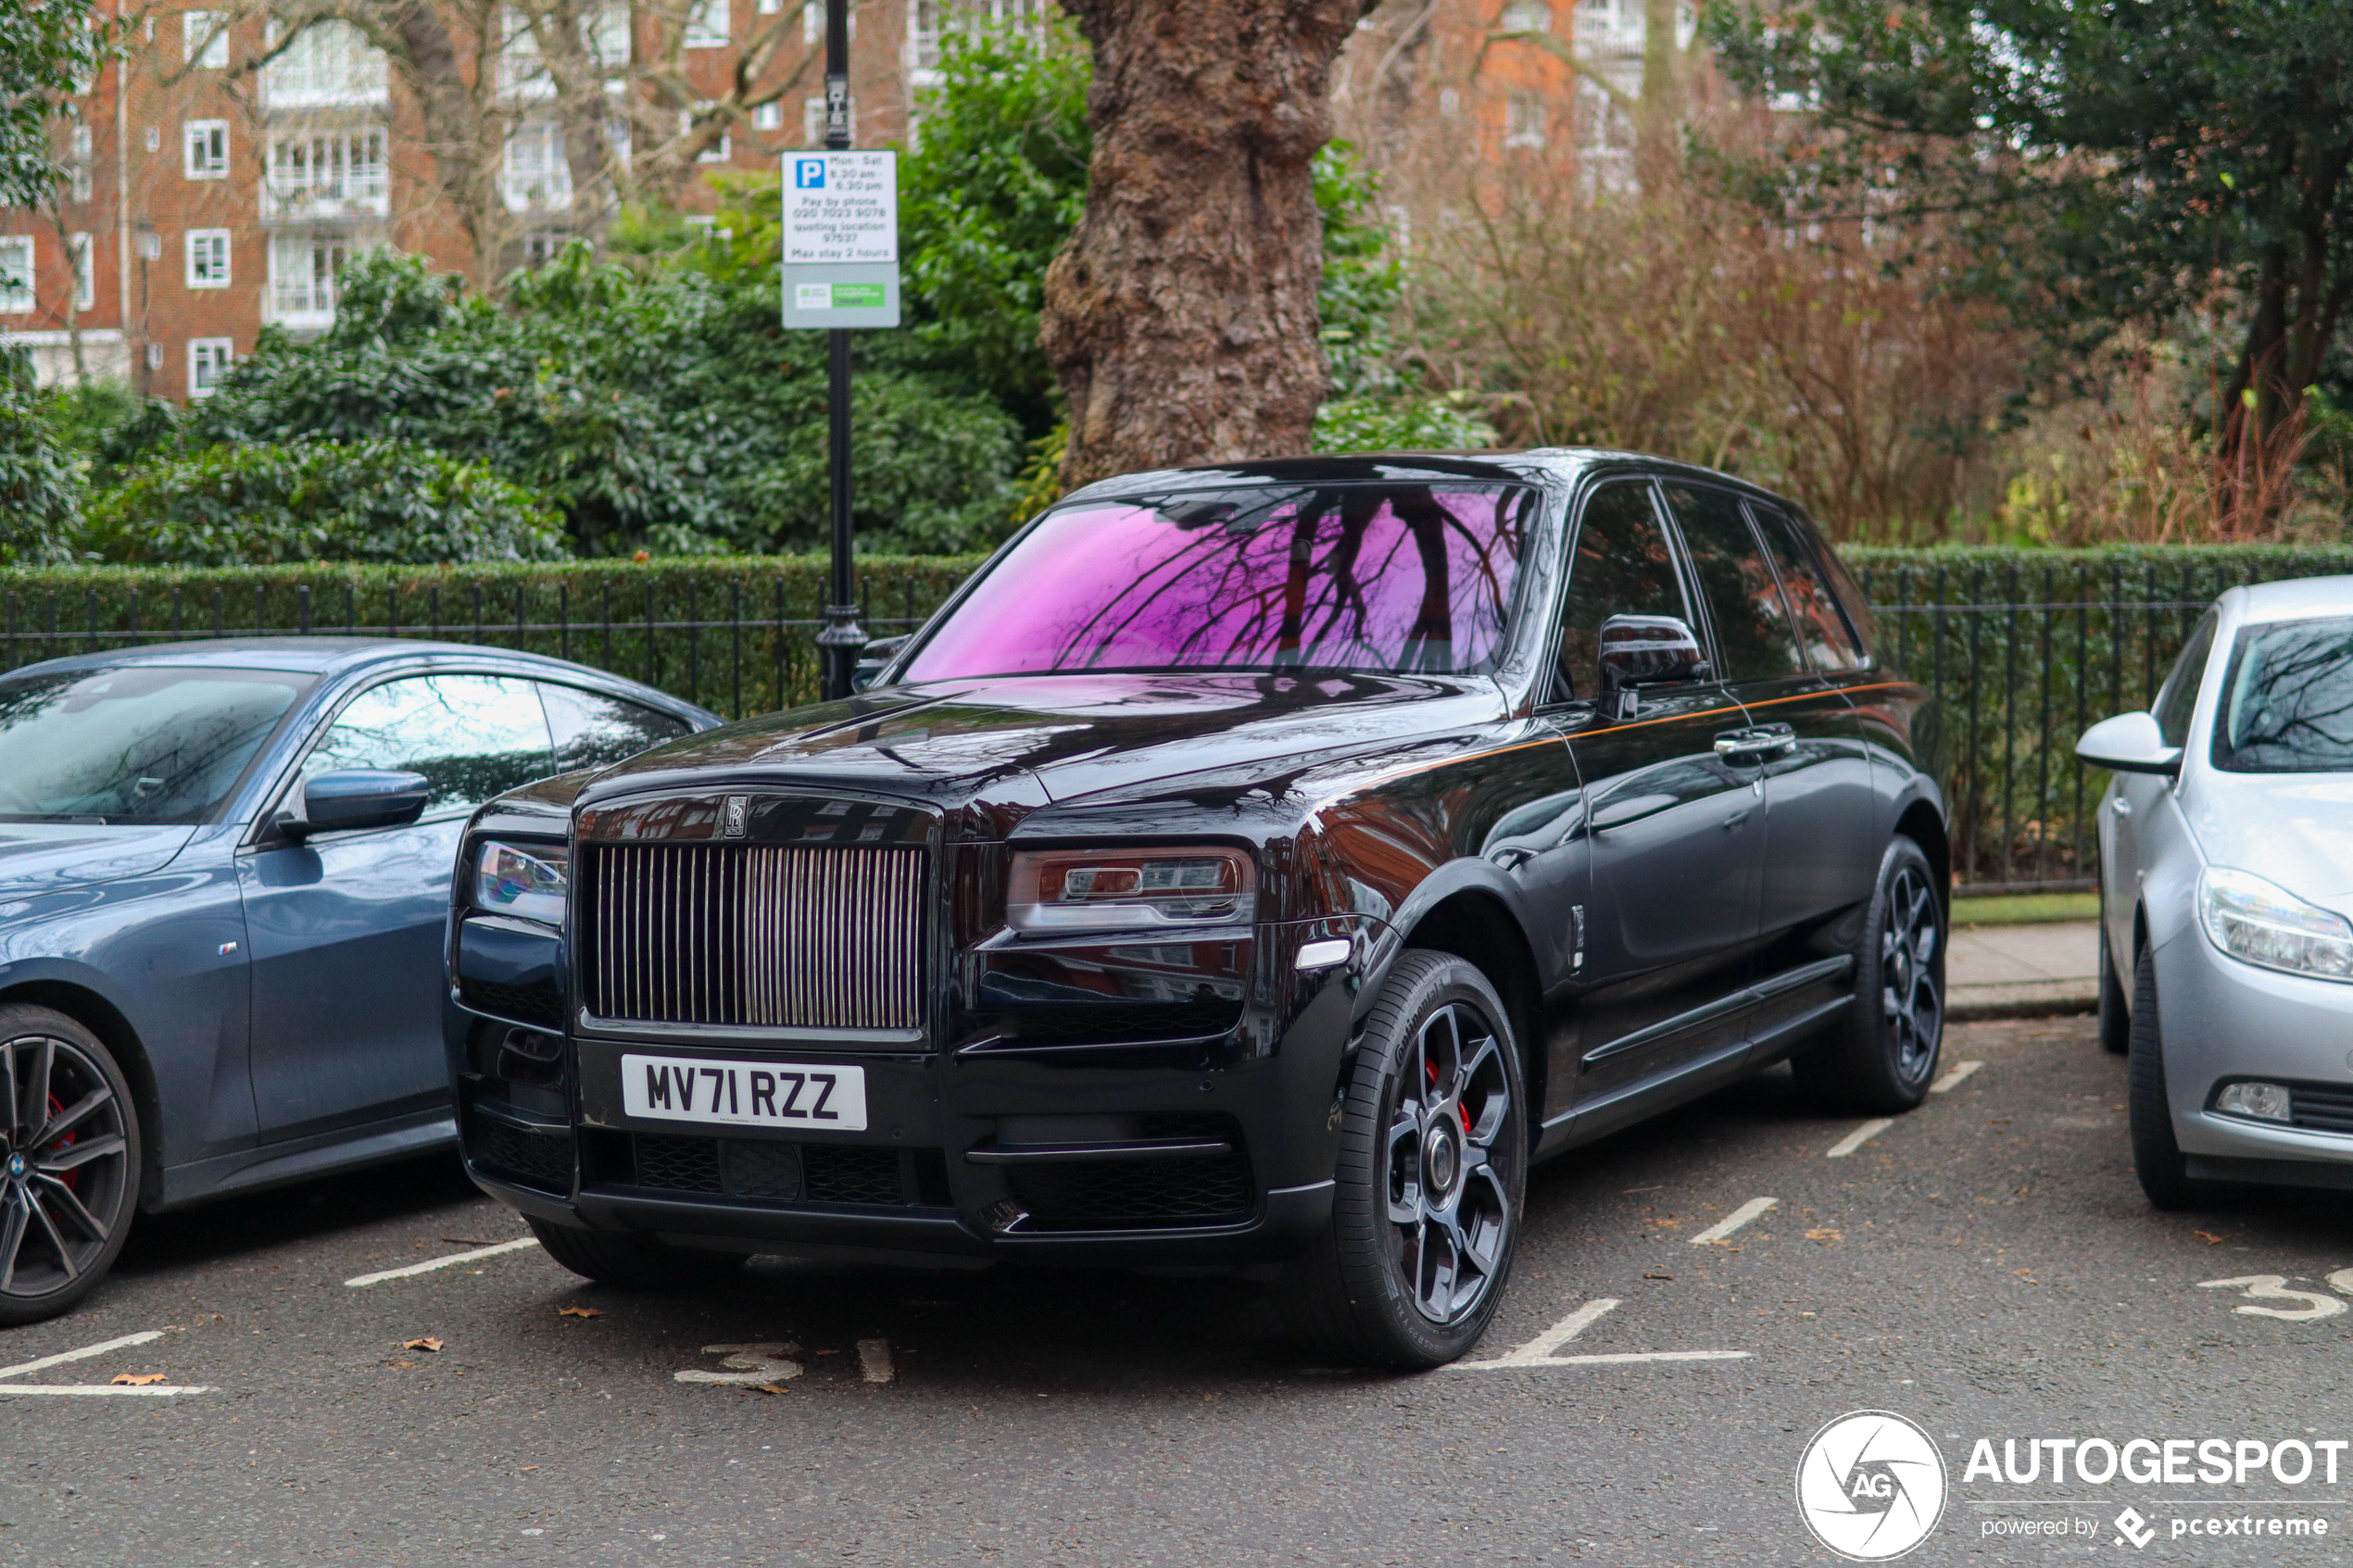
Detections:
[1, 0, 1668, 406]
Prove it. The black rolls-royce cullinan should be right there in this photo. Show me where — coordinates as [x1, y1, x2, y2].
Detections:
[447, 451, 1947, 1369]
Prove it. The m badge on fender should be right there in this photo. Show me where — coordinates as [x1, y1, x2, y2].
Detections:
[724, 795, 749, 838]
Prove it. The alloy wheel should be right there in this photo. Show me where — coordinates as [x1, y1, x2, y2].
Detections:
[1383, 1001, 1513, 1324]
[1, 1034, 132, 1301]
[1881, 864, 1943, 1085]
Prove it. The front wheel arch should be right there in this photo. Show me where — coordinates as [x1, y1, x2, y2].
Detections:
[1390, 889, 1546, 1141]
[0, 981, 160, 1209]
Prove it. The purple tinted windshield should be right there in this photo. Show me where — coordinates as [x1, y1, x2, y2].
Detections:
[903, 484, 1535, 681]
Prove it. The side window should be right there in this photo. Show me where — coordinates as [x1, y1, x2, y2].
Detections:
[540, 684, 693, 771]
[1554, 481, 1693, 701]
[2154, 609, 2219, 748]
[1748, 502, 1868, 672]
[300, 673, 556, 814]
[1662, 483, 1805, 683]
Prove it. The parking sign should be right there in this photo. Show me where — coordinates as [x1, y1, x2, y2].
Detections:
[781, 149, 899, 328]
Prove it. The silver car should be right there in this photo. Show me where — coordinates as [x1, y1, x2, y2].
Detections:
[2078, 578, 2353, 1209]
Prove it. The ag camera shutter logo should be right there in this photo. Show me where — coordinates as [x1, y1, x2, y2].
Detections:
[1795, 1411, 1948, 1561]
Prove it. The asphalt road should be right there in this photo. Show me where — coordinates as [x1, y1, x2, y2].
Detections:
[7, 1014, 2353, 1567]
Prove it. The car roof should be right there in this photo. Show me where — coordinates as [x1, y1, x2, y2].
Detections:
[2222, 576, 2353, 625]
[1057, 448, 1788, 507]
[0, 636, 717, 718]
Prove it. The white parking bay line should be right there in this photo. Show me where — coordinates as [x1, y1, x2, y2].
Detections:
[1450, 1298, 1751, 1370]
[1825, 1118, 1896, 1159]
[0, 1383, 213, 1398]
[1689, 1197, 1778, 1247]
[1930, 1060, 1985, 1095]
[345, 1236, 539, 1288]
[0, 1328, 164, 1383]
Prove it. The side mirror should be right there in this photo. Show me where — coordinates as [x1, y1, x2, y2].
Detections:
[1597, 614, 1711, 719]
[852, 633, 910, 693]
[2076, 711, 2182, 777]
[283, 770, 432, 840]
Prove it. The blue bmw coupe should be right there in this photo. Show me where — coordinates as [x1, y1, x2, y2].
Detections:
[0, 638, 716, 1325]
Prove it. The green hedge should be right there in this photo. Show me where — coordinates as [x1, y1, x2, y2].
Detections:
[1841, 546, 2353, 889]
[0, 555, 988, 719]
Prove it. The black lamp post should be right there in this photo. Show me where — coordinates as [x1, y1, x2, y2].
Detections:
[813, 0, 865, 703]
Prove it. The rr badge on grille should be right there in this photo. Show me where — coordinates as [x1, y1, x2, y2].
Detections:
[723, 795, 750, 838]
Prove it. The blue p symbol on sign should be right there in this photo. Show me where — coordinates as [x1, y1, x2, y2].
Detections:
[794, 158, 825, 189]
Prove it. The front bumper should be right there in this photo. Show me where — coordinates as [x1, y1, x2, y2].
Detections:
[2154, 927, 2353, 1182]
[451, 916, 1365, 1265]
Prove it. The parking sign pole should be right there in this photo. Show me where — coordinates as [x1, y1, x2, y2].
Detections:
[815, 0, 863, 703]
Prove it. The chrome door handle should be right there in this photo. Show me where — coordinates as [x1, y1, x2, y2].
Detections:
[1714, 724, 1795, 760]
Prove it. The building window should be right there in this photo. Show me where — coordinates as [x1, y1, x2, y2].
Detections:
[188, 337, 234, 395]
[497, 6, 553, 98]
[68, 124, 93, 201]
[68, 232, 94, 310]
[0, 236, 32, 314]
[184, 119, 229, 179]
[756, 0, 782, 14]
[686, 0, 730, 47]
[185, 229, 232, 288]
[802, 0, 820, 41]
[1439, 87, 1461, 118]
[1499, 0, 1550, 30]
[268, 232, 347, 319]
[680, 108, 731, 162]
[603, 116, 633, 169]
[522, 232, 570, 268]
[751, 100, 782, 132]
[1504, 90, 1547, 148]
[182, 9, 229, 69]
[584, 0, 631, 66]
[267, 127, 388, 216]
[262, 20, 389, 107]
[503, 121, 573, 211]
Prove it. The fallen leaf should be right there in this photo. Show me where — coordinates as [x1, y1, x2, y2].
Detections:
[109, 1373, 166, 1386]
[557, 1307, 604, 1319]
[2192, 1229, 2225, 1246]
[1643, 1270, 1673, 1281]
[1806, 1228, 1843, 1242]
[402, 1337, 445, 1352]
[520, 1466, 539, 1473]
[388, 1361, 416, 1371]
[442, 1236, 504, 1247]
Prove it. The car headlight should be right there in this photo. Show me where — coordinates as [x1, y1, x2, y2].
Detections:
[1007, 847, 1255, 934]
[475, 840, 569, 927]
[2198, 866, 2353, 981]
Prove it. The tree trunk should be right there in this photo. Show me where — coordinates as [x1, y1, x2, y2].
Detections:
[1041, 0, 1370, 489]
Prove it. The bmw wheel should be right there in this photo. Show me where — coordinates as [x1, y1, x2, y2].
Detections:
[0, 1006, 141, 1328]
[1793, 835, 1945, 1114]
[1275, 951, 1525, 1371]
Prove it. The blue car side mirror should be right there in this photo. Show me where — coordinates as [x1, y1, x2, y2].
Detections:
[284, 770, 433, 840]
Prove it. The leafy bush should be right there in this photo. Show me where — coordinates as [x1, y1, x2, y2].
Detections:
[0, 348, 80, 563]
[180, 248, 1022, 558]
[1315, 392, 1498, 455]
[84, 438, 566, 566]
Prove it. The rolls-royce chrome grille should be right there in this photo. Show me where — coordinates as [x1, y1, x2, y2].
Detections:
[583, 844, 925, 1031]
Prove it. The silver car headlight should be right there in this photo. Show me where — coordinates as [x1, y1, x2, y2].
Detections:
[2198, 866, 2353, 981]
[475, 840, 569, 927]
[1007, 847, 1255, 934]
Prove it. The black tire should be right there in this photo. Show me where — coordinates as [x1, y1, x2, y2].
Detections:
[0, 1006, 142, 1328]
[2126, 945, 2221, 1210]
[1792, 836, 1945, 1114]
[1274, 951, 1527, 1371]
[528, 1218, 745, 1288]
[2096, 915, 2132, 1057]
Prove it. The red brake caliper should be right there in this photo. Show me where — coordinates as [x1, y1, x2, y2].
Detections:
[46, 1094, 75, 1193]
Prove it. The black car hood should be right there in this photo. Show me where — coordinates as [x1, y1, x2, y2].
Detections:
[0, 823, 197, 895]
[578, 672, 1505, 816]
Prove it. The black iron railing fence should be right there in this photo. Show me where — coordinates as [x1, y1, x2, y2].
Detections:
[6, 546, 2353, 894]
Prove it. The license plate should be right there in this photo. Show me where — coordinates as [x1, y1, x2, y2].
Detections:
[620, 1054, 868, 1133]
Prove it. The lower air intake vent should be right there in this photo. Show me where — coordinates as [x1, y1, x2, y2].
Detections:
[473, 1115, 574, 1196]
[619, 1134, 914, 1207]
[1005, 1121, 1253, 1230]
